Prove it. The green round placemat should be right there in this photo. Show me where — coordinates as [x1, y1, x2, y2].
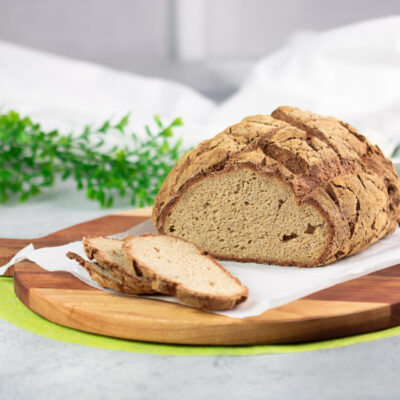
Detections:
[1, 277, 400, 356]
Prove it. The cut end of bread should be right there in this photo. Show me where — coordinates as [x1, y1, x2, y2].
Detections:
[123, 234, 248, 310]
[162, 168, 331, 267]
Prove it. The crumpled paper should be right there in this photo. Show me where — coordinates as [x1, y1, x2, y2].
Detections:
[2, 220, 399, 319]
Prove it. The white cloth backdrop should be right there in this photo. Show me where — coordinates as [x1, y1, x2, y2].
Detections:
[208, 16, 400, 156]
[1, 17, 400, 152]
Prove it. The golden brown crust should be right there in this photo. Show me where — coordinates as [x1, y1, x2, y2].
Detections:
[153, 106, 400, 267]
[83, 236, 157, 294]
[122, 234, 248, 310]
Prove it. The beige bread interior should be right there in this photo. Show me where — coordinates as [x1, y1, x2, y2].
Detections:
[123, 234, 248, 310]
[83, 236, 156, 294]
[164, 167, 331, 266]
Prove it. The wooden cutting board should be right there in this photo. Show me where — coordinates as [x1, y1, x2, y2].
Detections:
[1, 208, 400, 345]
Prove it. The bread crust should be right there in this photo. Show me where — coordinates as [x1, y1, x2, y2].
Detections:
[66, 251, 145, 295]
[83, 236, 156, 294]
[123, 234, 248, 310]
[153, 106, 400, 267]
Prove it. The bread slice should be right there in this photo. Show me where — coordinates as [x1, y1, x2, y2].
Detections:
[66, 252, 142, 294]
[82, 236, 156, 294]
[122, 234, 248, 310]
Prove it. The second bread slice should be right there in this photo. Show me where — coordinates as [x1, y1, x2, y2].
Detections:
[123, 234, 248, 310]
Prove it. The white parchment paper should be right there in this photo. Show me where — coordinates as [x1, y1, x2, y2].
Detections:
[2, 220, 399, 319]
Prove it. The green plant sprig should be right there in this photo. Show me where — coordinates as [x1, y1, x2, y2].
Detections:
[0, 111, 185, 208]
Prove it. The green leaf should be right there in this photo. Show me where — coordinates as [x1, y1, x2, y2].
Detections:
[18, 192, 30, 202]
[86, 187, 96, 200]
[171, 117, 183, 127]
[98, 120, 111, 133]
[160, 141, 170, 153]
[145, 125, 153, 137]
[116, 150, 126, 162]
[160, 127, 173, 138]
[0, 192, 9, 203]
[154, 114, 163, 128]
[106, 196, 114, 208]
[48, 130, 58, 138]
[115, 113, 131, 132]
[0, 170, 12, 181]
[30, 185, 41, 196]
[57, 136, 71, 147]
[61, 170, 71, 180]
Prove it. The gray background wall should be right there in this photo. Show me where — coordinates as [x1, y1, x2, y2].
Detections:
[1, 0, 400, 100]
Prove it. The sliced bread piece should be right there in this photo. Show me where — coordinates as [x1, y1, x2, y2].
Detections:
[83, 236, 156, 294]
[123, 234, 248, 310]
[66, 252, 142, 295]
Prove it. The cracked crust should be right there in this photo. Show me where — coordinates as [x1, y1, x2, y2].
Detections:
[153, 106, 400, 267]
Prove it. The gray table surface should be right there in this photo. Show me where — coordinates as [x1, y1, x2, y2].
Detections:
[1, 182, 400, 400]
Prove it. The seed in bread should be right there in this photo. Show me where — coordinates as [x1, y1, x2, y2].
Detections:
[123, 234, 248, 310]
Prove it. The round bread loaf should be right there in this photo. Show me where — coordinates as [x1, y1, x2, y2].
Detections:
[152, 106, 400, 267]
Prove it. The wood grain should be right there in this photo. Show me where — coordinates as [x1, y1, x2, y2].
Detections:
[2, 208, 400, 345]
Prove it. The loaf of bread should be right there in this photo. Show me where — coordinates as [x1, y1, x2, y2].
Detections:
[123, 234, 248, 310]
[153, 106, 400, 267]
